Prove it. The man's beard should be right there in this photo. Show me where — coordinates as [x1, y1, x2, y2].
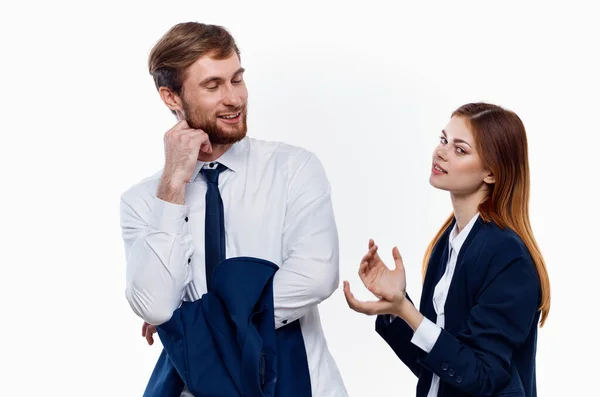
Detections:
[183, 101, 248, 145]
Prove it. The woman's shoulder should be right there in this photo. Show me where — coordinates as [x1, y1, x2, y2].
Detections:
[470, 219, 536, 272]
[480, 220, 528, 251]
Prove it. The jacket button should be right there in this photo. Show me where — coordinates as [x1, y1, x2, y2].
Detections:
[188, 258, 191, 264]
[456, 376, 463, 383]
[448, 369, 455, 377]
[441, 363, 448, 371]
[185, 217, 188, 222]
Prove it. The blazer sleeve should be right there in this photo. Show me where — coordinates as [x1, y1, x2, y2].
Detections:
[375, 294, 424, 377]
[418, 252, 541, 396]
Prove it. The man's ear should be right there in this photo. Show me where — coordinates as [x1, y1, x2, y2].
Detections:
[483, 171, 495, 185]
[158, 86, 184, 114]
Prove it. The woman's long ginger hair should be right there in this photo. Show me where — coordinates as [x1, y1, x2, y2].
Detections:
[422, 103, 550, 326]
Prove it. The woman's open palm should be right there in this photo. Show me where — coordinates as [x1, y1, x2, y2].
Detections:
[344, 239, 407, 315]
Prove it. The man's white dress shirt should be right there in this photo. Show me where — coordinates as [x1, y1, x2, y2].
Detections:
[120, 136, 347, 397]
[409, 213, 480, 397]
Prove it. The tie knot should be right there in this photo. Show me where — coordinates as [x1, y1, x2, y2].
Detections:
[200, 162, 227, 184]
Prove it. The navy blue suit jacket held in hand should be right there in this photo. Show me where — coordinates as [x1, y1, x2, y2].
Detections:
[142, 256, 312, 397]
[376, 218, 542, 397]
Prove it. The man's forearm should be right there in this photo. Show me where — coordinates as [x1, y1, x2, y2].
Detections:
[272, 254, 339, 328]
[121, 194, 194, 325]
[157, 177, 186, 205]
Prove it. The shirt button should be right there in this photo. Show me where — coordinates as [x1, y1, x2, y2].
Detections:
[441, 363, 448, 371]
[282, 320, 288, 324]
[188, 258, 191, 264]
[184, 217, 188, 222]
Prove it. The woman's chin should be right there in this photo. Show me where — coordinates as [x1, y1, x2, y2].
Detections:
[429, 176, 447, 190]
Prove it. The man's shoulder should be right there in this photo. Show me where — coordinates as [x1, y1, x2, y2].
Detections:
[120, 169, 163, 204]
[246, 136, 317, 167]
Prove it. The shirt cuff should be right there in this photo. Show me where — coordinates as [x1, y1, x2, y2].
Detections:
[410, 317, 442, 353]
[148, 196, 190, 234]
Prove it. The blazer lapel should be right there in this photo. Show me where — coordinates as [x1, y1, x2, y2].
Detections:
[420, 221, 454, 321]
[444, 217, 486, 333]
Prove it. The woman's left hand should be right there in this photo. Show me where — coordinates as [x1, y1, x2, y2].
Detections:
[344, 239, 407, 316]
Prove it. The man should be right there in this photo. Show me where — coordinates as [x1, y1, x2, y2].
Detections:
[119, 22, 347, 396]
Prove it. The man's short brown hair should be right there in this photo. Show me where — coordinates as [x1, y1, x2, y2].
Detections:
[148, 22, 240, 95]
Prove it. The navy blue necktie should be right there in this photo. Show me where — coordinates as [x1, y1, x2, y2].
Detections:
[200, 163, 227, 292]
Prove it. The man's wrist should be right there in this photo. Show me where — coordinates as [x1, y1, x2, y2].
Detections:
[157, 177, 186, 205]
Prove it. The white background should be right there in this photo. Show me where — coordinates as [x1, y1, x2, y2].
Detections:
[1, 0, 597, 395]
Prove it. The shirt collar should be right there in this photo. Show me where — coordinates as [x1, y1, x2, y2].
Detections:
[449, 213, 480, 254]
[189, 136, 248, 183]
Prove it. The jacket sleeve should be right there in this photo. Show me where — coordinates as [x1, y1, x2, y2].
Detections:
[418, 252, 541, 396]
[272, 153, 340, 328]
[120, 192, 194, 325]
[375, 294, 424, 377]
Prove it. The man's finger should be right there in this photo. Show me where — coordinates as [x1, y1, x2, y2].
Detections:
[173, 119, 190, 130]
[142, 322, 148, 337]
[164, 119, 189, 138]
[146, 331, 154, 346]
[200, 140, 213, 154]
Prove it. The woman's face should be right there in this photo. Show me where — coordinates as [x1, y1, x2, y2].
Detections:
[429, 116, 494, 196]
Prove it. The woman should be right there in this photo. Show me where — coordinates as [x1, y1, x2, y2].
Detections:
[344, 102, 550, 397]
